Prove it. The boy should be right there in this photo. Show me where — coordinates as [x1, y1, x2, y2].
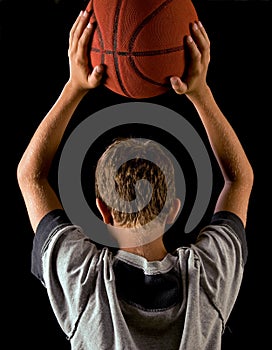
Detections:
[17, 10, 253, 350]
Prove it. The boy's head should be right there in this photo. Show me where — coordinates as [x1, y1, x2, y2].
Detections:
[95, 138, 180, 241]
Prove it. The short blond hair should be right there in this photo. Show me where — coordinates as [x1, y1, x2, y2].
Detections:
[95, 138, 176, 228]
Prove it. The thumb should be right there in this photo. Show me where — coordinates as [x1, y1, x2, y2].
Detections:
[170, 77, 187, 95]
[88, 65, 104, 88]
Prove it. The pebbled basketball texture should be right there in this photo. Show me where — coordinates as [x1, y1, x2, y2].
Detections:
[86, 0, 198, 99]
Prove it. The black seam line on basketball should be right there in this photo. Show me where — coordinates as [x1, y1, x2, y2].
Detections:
[96, 25, 105, 64]
[90, 45, 184, 56]
[127, 0, 175, 89]
[128, 0, 175, 53]
[128, 56, 168, 88]
[113, 0, 130, 97]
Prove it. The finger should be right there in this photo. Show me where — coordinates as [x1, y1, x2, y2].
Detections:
[77, 22, 95, 60]
[74, 11, 91, 39]
[69, 11, 84, 48]
[69, 11, 90, 53]
[185, 33, 201, 70]
[170, 76, 187, 95]
[85, 0, 96, 27]
[88, 65, 105, 87]
[198, 21, 210, 46]
[191, 22, 210, 62]
[85, 0, 93, 13]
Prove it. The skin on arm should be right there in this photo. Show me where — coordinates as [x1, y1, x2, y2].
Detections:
[17, 10, 105, 233]
[170, 22, 254, 228]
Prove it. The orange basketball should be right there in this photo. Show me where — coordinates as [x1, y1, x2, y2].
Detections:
[86, 0, 198, 99]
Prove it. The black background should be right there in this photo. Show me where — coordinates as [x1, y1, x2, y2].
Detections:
[1, 0, 270, 348]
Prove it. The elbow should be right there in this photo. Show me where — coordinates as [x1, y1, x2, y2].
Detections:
[17, 155, 42, 191]
[224, 159, 254, 192]
[248, 162, 254, 189]
[17, 157, 30, 190]
[243, 160, 254, 191]
[17, 157, 24, 186]
[234, 162, 254, 193]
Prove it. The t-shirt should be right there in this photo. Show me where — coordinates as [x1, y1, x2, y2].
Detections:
[31, 210, 247, 350]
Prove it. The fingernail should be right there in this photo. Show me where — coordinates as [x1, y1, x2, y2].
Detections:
[87, 22, 92, 28]
[187, 35, 193, 43]
[170, 77, 178, 85]
[96, 65, 103, 73]
[193, 22, 198, 30]
[198, 21, 203, 28]
[79, 10, 83, 16]
[83, 10, 88, 17]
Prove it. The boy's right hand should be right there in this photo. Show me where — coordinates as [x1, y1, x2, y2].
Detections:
[68, 10, 104, 93]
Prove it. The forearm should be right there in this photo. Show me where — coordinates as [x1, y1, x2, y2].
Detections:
[188, 86, 253, 187]
[17, 82, 87, 182]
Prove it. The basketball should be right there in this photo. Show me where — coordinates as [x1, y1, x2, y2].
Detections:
[86, 0, 198, 99]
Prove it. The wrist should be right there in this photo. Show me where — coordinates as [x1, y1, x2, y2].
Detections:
[64, 80, 89, 101]
[186, 84, 212, 105]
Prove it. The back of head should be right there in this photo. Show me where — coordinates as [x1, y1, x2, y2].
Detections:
[95, 138, 177, 229]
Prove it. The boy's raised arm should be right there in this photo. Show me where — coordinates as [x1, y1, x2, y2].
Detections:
[17, 11, 104, 233]
[171, 21, 254, 227]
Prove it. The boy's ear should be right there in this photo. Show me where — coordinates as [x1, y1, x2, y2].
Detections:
[166, 198, 181, 224]
[96, 198, 113, 225]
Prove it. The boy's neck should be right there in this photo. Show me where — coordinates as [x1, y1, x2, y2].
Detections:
[121, 238, 168, 261]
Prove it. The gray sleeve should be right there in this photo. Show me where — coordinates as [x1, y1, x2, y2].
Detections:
[210, 210, 247, 264]
[37, 217, 101, 339]
[192, 211, 247, 322]
[31, 209, 72, 283]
